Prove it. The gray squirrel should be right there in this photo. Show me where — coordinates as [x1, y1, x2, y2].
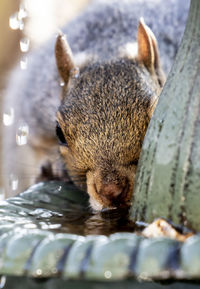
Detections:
[3, 0, 189, 210]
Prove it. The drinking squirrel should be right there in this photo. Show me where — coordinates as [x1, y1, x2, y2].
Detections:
[3, 0, 189, 210]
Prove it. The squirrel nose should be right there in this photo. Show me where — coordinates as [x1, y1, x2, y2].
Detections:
[101, 184, 123, 198]
[100, 183, 129, 205]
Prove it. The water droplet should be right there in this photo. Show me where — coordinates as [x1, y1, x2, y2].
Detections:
[36, 269, 42, 276]
[58, 186, 62, 191]
[3, 108, 14, 126]
[24, 0, 30, 11]
[9, 174, 19, 191]
[0, 276, 6, 288]
[20, 38, 30, 52]
[70, 67, 80, 79]
[104, 270, 112, 279]
[16, 122, 29, 145]
[19, 20, 24, 31]
[0, 188, 5, 201]
[60, 80, 65, 87]
[20, 56, 28, 70]
[18, 4, 28, 20]
[9, 12, 20, 30]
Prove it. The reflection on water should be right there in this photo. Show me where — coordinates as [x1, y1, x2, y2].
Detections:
[1, 182, 146, 237]
[32, 205, 139, 236]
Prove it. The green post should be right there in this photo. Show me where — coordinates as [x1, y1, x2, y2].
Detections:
[130, 0, 200, 231]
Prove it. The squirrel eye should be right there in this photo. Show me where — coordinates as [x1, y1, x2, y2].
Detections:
[56, 122, 68, 146]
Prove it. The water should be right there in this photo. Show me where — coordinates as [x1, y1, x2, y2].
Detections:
[3, 181, 143, 236]
[20, 38, 30, 52]
[23, 223, 37, 229]
[9, 14, 24, 31]
[9, 174, 19, 191]
[20, 56, 28, 70]
[104, 271, 112, 279]
[9, 3, 27, 31]
[19, 20, 24, 31]
[60, 80, 65, 87]
[39, 222, 62, 230]
[36, 269, 42, 276]
[16, 122, 29, 145]
[18, 3, 28, 20]
[0, 276, 6, 289]
[9, 12, 20, 30]
[0, 188, 5, 202]
[3, 108, 14, 126]
[32, 206, 138, 236]
[0, 179, 149, 241]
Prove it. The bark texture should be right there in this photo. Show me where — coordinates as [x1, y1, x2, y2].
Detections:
[130, 0, 200, 231]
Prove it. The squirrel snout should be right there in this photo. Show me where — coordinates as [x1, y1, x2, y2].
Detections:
[99, 182, 129, 206]
[100, 184, 124, 198]
[87, 171, 132, 210]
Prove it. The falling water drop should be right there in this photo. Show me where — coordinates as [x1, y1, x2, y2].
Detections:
[3, 108, 14, 126]
[20, 37, 30, 52]
[9, 174, 19, 191]
[9, 12, 20, 30]
[36, 269, 42, 276]
[0, 188, 5, 202]
[16, 122, 29, 146]
[0, 276, 6, 289]
[18, 3, 28, 20]
[19, 20, 25, 31]
[60, 80, 65, 87]
[104, 270, 112, 279]
[20, 56, 28, 70]
[70, 67, 80, 79]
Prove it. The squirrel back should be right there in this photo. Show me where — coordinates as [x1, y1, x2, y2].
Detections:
[3, 0, 189, 208]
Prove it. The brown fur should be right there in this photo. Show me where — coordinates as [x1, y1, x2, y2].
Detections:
[56, 51, 163, 209]
[3, 0, 188, 205]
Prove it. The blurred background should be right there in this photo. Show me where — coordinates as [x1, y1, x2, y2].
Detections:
[0, 0, 90, 199]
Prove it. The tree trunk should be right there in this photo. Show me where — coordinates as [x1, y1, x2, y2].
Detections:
[130, 0, 200, 231]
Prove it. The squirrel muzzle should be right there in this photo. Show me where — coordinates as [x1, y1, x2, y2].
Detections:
[87, 170, 132, 210]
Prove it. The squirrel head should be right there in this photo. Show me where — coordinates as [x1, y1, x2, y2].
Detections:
[55, 19, 165, 211]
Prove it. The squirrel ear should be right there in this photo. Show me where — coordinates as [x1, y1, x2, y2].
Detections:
[55, 32, 75, 85]
[137, 18, 164, 84]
